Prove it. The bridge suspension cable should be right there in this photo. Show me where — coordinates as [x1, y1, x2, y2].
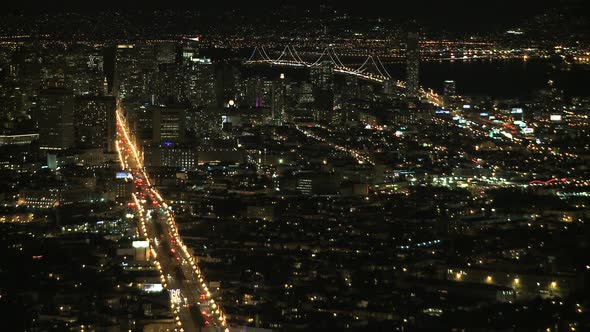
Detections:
[244, 46, 408, 85]
[330, 48, 346, 68]
[310, 48, 329, 66]
[275, 45, 290, 62]
[376, 56, 393, 79]
[246, 47, 259, 62]
[290, 46, 306, 63]
[260, 46, 273, 61]
[327, 48, 345, 68]
[287, 46, 305, 64]
[353, 55, 389, 79]
[354, 56, 372, 73]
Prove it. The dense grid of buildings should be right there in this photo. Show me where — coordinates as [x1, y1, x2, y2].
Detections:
[1, 6, 590, 332]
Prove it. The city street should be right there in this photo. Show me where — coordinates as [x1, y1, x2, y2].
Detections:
[116, 107, 228, 332]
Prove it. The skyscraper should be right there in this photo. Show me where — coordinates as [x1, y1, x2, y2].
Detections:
[65, 45, 105, 96]
[38, 88, 74, 150]
[271, 74, 286, 125]
[443, 80, 456, 107]
[406, 32, 420, 99]
[182, 37, 200, 63]
[310, 61, 335, 124]
[154, 63, 182, 104]
[152, 106, 186, 144]
[74, 95, 116, 151]
[40, 47, 66, 90]
[184, 57, 216, 107]
[310, 61, 334, 91]
[313, 89, 334, 124]
[114, 45, 141, 100]
[156, 42, 177, 65]
[443, 80, 456, 98]
[115, 44, 156, 101]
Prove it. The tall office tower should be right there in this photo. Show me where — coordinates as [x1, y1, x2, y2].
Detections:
[73, 95, 116, 151]
[342, 75, 360, 101]
[310, 61, 334, 123]
[271, 74, 286, 125]
[443, 80, 456, 97]
[0, 82, 27, 131]
[184, 57, 216, 107]
[313, 89, 334, 124]
[40, 47, 67, 90]
[115, 45, 140, 100]
[181, 37, 200, 63]
[152, 106, 186, 143]
[234, 73, 250, 105]
[240, 77, 258, 107]
[231, 67, 243, 102]
[257, 79, 274, 107]
[310, 61, 334, 91]
[215, 64, 242, 106]
[16, 45, 42, 99]
[115, 44, 156, 101]
[65, 45, 105, 96]
[298, 82, 315, 104]
[0, 48, 12, 83]
[406, 32, 420, 99]
[156, 42, 177, 65]
[443, 80, 456, 107]
[154, 63, 182, 104]
[136, 44, 157, 94]
[125, 103, 155, 145]
[38, 88, 74, 150]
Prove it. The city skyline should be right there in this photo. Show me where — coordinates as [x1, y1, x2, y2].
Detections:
[0, 2, 589, 332]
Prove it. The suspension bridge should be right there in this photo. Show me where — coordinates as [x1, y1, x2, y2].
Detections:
[244, 45, 442, 106]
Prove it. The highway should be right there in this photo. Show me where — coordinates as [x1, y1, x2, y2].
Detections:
[115, 106, 230, 332]
[294, 124, 375, 165]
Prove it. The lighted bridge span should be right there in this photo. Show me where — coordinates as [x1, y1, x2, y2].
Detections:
[244, 45, 442, 106]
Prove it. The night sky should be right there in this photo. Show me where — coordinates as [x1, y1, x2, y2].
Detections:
[3, 0, 588, 34]
[4, 0, 585, 19]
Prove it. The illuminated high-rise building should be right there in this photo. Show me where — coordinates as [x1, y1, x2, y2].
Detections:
[65, 45, 105, 96]
[73, 95, 116, 151]
[154, 63, 182, 104]
[15, 44, 42, 99]
[310, 61, 334, 91]
[310, 61, 335, 124]
[443, 80, 456, 97]
[271, 74, 286, 125]
[124, 102, 155, 146]
[125, 104, 185, 147]
[298, 82, 315, 104]
[0, 82, 27, 131]
[182, 37, 200, 63]
[115, 44, 156, 101]
[114, 45, 141, 100]
[443, 80, 456, 107]
[40, 48, 67, 90]
[152, 106, 186, 144]
[406, 32, 420, 99]
[38, 88, 74, 150]
[313, 89, 334, 124]
[184, 57, 216, 107]
[156, 42, 177, 65]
